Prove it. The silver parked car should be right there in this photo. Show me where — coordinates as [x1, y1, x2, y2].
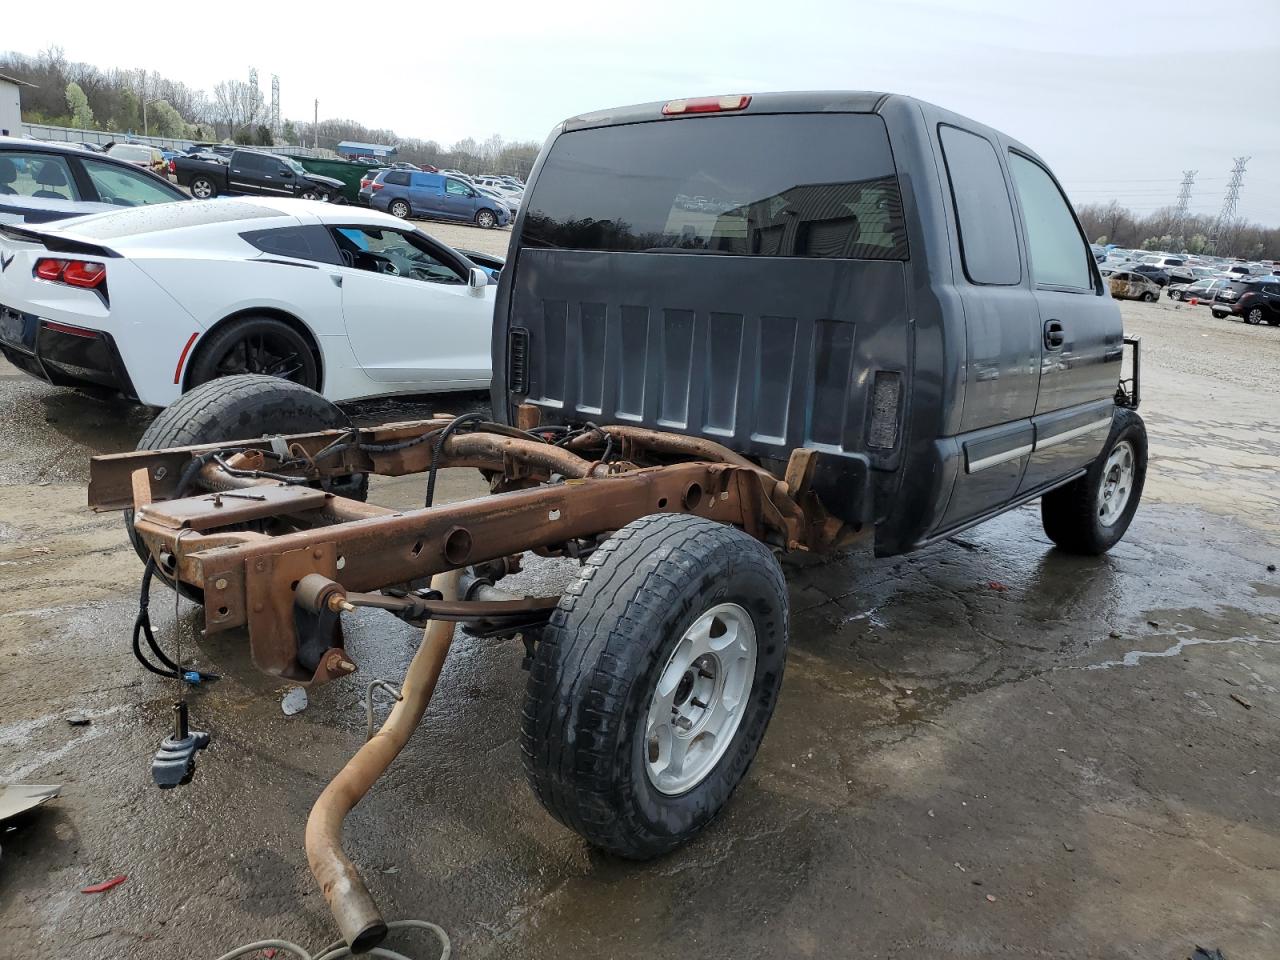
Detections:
[1167, 278, 1233, 303]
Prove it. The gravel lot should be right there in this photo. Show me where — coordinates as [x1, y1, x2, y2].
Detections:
[1, 265, 1277, 960]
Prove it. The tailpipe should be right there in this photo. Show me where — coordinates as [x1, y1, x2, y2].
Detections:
[305, 569, 462, 953]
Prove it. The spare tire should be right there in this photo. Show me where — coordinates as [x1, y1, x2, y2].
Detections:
[125, 375, 367, 602]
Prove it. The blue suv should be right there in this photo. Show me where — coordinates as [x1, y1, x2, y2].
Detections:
[363, 169, 511, 229]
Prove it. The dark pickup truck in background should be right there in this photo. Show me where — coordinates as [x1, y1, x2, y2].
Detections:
[171, 149, 344, 201]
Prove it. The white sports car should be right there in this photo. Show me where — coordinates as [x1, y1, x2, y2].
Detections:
[0, 198, 499, 407]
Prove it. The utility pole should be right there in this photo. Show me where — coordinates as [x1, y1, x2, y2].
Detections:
[314, 98, 319, 149]
[1211, 157, 1249, 252]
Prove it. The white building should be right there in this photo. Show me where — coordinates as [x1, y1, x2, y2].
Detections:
[0, 73, 32, 137]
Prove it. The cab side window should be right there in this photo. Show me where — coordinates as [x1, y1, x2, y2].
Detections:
[1008, 153, 1093, 291]
[938, 125, 1021, 285]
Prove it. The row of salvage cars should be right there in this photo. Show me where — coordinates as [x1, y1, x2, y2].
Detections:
[0, 137, 501, 407]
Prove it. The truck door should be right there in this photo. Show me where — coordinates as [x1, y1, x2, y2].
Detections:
[1005, 152, 1120, 494]
[228, 152, 285, 196]
[931, 124, 1041, 532]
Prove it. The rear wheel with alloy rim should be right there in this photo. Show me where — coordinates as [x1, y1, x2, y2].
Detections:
[389, 199, 411, 219]
[1246, 306, 1264, 325]
[522, 513, 788, 859]
[475, 209, 497, 229]
[186, 316, 319, 392]
[190, 176, 216, 199]
[1041, 407, 1147, 555]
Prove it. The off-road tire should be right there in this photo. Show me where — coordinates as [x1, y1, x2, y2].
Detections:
[522, 513, 789, 859]
[1040, 408, 1147, 555]
[125, 375, 366, 601]
[186, 316, 319, 392]
[189, 176, 217, 199]
[389, 199, 411, 219]
[475, 209, 497, 229]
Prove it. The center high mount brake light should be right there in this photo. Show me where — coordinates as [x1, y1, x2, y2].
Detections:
[662, 95, 752, 116]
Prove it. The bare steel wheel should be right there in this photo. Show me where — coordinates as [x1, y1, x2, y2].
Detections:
[1096, 440, 1135, 526]
[645, 602, 757, 795]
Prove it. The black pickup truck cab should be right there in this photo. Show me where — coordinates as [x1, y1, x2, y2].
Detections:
[494, 91, 1147, 557]
[172, 149, 344, 202]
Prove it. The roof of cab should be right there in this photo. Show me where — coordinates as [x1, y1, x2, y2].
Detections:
[561, 91, 893, 132]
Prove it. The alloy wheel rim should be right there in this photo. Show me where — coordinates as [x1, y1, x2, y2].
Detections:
[193, 181, 211, 198]
[1097, 440, 1135, 527]
[644, 602, 757, 795]
[215, 334, 306, 383]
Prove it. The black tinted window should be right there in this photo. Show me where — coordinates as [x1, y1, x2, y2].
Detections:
[241, 225, 342, 264]
[938, 125, 1021, 285]
[521, 113, 908, 260]
[384, 171, 411, 186]
[235, 152, 267, 172]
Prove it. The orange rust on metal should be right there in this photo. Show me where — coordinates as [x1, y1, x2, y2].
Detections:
[139, 484, 332, 531]
[243, 542, 342, 681]
[306, 569, 462, 952]
[130, 468, 153, 511]
[782, 448, 819, 499]
[566, 424, 759, 469]
[514, 403, 542, 431]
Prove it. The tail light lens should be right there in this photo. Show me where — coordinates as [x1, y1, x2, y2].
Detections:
[371, 182, 385, 191]
[34, 258, 107, 289]
[360, 178, 371, 188]
[168, 159, 176, 173]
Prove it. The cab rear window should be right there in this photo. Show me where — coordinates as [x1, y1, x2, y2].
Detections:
[521, 113, 908, 260]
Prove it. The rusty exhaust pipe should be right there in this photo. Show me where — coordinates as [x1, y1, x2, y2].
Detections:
[305, 569, 462, 953]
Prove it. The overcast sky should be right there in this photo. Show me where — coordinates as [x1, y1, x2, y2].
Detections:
[8, 0, 1280, 224]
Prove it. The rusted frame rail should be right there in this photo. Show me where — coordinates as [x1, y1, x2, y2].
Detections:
[91, 418, 849, 684]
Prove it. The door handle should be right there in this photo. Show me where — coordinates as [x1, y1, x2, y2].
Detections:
[1044, 319, 1066, 350]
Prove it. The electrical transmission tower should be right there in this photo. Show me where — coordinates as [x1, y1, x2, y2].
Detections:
[248, 67, 261, 123]
[1215, 157, 1249, 229]
[1172, 170, 1196, 247]
[271, 75, 281, 135]
[1173, 170, 1196, 219]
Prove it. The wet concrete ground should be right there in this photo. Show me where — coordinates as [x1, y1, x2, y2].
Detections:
[1, 282, 1278, 959]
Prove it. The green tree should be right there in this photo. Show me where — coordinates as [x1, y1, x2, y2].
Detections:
[282, 120, 298, 145]
[113, 89, 141, 133]
[233, 127, 254, 145]
[65, 81, 94, 129]
[149, 100, 186, 138]
[254, 124, 273, 146]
